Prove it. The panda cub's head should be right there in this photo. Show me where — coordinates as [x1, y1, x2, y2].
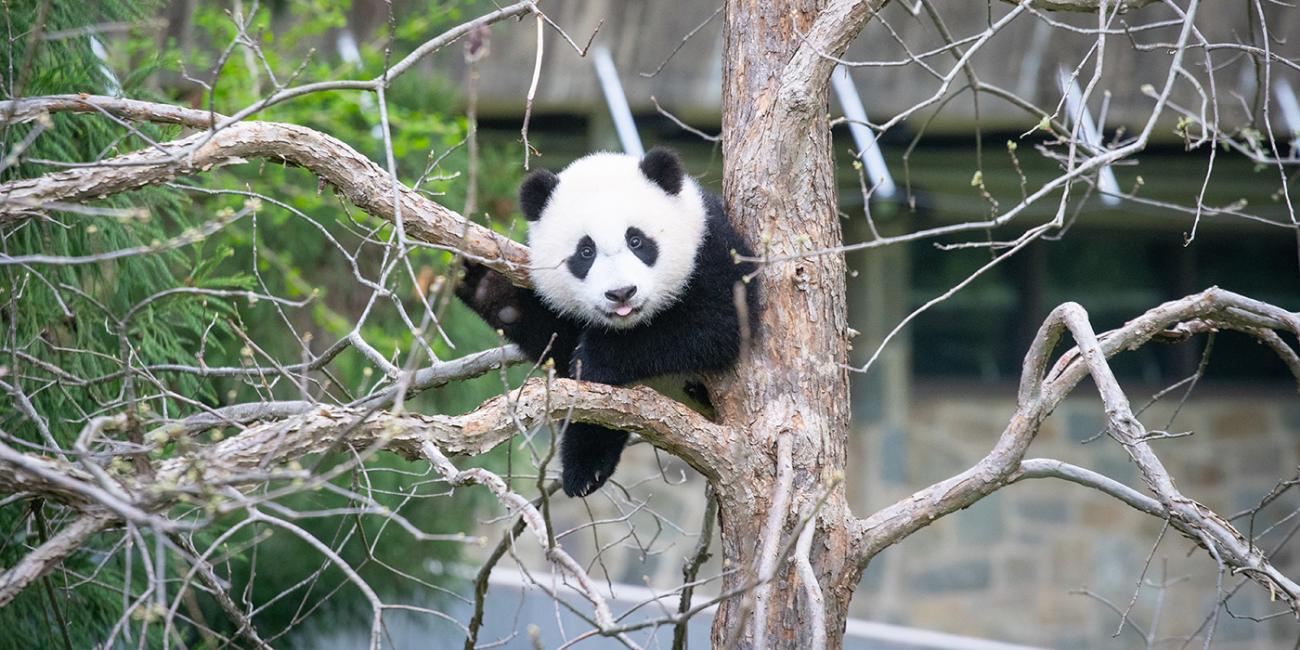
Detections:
[521, 148, 708, 329]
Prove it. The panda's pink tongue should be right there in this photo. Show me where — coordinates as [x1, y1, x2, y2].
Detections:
[614, 305, 633, 317]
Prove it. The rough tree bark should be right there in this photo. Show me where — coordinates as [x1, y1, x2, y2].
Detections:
[711, 1, 885, 646]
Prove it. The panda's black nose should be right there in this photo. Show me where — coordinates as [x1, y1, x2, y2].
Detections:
[604, 285, 637, 303]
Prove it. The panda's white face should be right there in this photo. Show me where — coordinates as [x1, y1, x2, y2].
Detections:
[527, 152, 708, 329]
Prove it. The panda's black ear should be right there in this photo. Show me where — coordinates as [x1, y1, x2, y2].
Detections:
[639, 147, 684, 195]
[519, 169, 559, 221]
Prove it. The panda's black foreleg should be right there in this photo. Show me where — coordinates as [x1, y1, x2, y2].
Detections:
[454, 261, 580, 368]
[558, 423, 629, 497]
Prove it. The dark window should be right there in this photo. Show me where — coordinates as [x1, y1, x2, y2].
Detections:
[910, 229, 1299, 385]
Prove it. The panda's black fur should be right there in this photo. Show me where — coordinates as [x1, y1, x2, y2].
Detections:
[456, 148, 759, 497]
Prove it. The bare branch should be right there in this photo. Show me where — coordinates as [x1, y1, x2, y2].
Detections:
[1000, 0, 1158, 10]
[850, 288, 1300, 612]
[792, 508, 827, 650]
[148, 379, 727, 495]
[0, 94, 221, 129]
[0, 513, 114, 607]
[0, 107, 532, 285]
[749, 431, 794, 649]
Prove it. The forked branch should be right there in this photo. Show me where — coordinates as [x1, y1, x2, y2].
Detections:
[850, 288, 1300, 612]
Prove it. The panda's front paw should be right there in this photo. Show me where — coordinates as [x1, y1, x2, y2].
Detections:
[453, 260, 490, 306]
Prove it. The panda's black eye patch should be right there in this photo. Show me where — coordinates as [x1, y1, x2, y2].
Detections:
[626, 227, 658, 267]
[567, 236, 597, 279]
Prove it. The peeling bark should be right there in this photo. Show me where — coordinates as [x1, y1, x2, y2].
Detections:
[712, 1, 887, 646]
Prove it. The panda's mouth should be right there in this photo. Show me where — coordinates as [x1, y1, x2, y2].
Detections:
[601, 303, 643, 320]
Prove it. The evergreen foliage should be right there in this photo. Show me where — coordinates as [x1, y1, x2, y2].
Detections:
[0, 1, 245, 647]
[0, 1, 526, 646]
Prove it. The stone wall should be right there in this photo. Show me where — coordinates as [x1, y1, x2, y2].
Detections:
[847, 389, 1300, 649]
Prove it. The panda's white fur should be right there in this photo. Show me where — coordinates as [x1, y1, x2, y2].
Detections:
[527, 152, 709, 329]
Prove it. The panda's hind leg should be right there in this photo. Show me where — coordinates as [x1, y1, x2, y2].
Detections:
[559, 423, 629, 497]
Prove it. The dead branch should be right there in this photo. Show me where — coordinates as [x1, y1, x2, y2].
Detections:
[152, 379, 728, 490]
[0, 94, 222, 129]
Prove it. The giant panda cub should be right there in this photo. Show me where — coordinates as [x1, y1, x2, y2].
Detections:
[456, 147, 760, 497]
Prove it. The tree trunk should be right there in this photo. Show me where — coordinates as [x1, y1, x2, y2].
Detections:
[712, 1, 861, 646]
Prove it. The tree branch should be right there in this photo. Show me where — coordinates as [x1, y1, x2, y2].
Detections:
[0, 512, 114, 607]
[0, 377, 726, 607]
[849, 288, 1300, 611]
[7, 379, 722, 510]
[1014, 458, 1163, 516]
[782, 0, 889, 115]
[1001, 0, 1158, 10]
[0, 94, 223, 129]
[0, 104, 532, 286]
[151, 378, 727, 490]
[0, 439, 168, 528]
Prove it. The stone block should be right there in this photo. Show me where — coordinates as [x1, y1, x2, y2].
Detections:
[910, 558, 991, 593]
[1092, 445, 1137, 486]
[1017, 497, 1069, 523]
[907, 435, 970, 486]
[919, 399, 1017, 444]
[1185, 458, 1226, 488]
[1080, 501, 1127, 530]
[1049, 538, 1092, 584]
[958, 492, 1005, 545]
[1233, 446, 1281, 477]
[880, 424, 907, 486]
[1066, 409, 1106, 444]
[1091, 537, 1140, 595]
[1034, 590, 1094, 627]
[1004, 556, 1038, 585]
[1211, 406, 1272, 439]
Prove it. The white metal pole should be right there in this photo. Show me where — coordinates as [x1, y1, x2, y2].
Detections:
[1273, 77, 1300, 158]
[831, 65, 896, 199]
[1058, 68, 1120, 206]
[592, 46, 644, 157]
